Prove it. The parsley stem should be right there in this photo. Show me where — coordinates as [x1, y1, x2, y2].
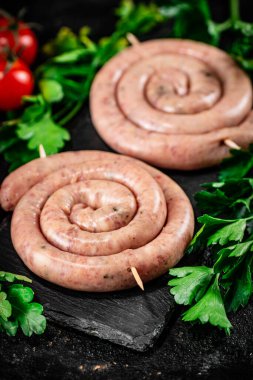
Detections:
[245, 216, 253, 221]
[216, 0, 240, 34]
[215, 19, 232, 33]
[58, 100, 83, 126]
[230, 0, 240, 24]
[53, 102, 75, 122]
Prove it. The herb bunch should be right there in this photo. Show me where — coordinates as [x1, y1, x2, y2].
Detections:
[160, 0, 253, 72]
[169, 146, 253, 333]
[0, 271, 46, 336]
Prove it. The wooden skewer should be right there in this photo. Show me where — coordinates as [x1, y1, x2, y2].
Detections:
[224, 139, 241, 150]
[39, 144, 47, 158]
[131, 267, 144, 291]
[126, 33, 150, 61]
[126, 33, 140, 46]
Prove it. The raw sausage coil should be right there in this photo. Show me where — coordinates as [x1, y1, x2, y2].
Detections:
[0, 151, 194, 292]
[90, 39, 253, 170]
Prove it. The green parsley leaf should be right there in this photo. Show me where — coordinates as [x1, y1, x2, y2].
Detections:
[170, 0, 218, 45]
[116, 0, 164, 35]
[229, 20, 253, 71]
[187, 214, 234, 254]
[52, 48, 94, 63]
[0, 124, 19, 154]
[228, 240, 253, 258]
[182, 275, 232, 333]
[195, 188, 230, 216]
[219, 146, 253, 181]
[39, 79, 64, 103]
[213, 240, 253, 277]
[213, 247, 234, 274]
[7, 284, 46, 337]
[0, 292, 12, 321]
[8, 284, 34, 303]
[17, 106, 70, 155]
[196, 178, 253, 218]
[3, 142, 39, 171]
[0, 317, 18, 336]
[0, 272, 46, 337]
[43, 27, 82, 56]
[169, 266, 214, 305]
[207, 219, 247, 246]
[0, 271, 32, 283]
[225, 256, 253, 312]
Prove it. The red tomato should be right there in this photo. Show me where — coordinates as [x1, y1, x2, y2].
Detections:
[0, 58, 34, 111]
[0, 16, 38, 65]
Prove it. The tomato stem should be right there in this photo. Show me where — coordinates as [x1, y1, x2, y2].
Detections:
[0, 8, 12, 21]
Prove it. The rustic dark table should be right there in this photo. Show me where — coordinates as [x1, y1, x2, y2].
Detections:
[1, 1, 253, 379]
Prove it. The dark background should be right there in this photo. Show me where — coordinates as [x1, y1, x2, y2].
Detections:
[1, 1, 253, 379]
[1, 0, 251, 44]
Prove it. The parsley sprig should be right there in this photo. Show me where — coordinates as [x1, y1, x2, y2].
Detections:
[0, 271, 46, 336]
[160, 0, 253, 71]
[169, 147, 253, 333]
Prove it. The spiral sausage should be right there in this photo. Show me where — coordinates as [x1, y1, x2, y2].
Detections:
[90, 39, 253, 170]
[0, 151, 194, 291]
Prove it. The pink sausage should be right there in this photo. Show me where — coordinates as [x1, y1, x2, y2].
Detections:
[0, 151, 130, 211]
[64, 180, 136, 232]
[90, 39, 253, 169]
[1, 151, 194, 292]
[39, 162, 167, 256]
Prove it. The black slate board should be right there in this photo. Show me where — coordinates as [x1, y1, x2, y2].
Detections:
[0, 214, 176, 351]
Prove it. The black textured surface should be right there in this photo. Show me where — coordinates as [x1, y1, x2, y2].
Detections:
[0, 0, 253, 378]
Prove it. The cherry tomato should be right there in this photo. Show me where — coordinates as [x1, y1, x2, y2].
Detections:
[0, 15, 38, 65]
[0, 58, 34, 111]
